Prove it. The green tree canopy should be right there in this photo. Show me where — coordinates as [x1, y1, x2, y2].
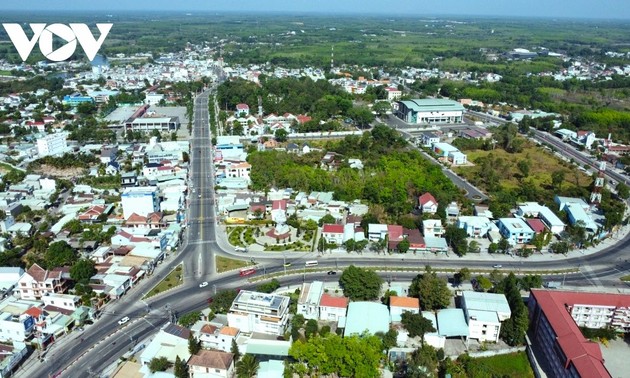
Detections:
[236, 354, 259, 378]
[69, 259, 96, 285]
[148, 356, 171, 373]
[409, 271, 451, 311]
[401, 311, 436, 343]
[209, 289, 238, 314]
[44, 241, 77, 269]
[339, 265, 383, 301]
[178, 311, 201, 328]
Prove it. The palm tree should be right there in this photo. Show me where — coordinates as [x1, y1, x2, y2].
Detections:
[235, 354, 259, 378]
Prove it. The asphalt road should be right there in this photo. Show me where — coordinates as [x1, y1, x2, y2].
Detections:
[21, 93, 630, 378]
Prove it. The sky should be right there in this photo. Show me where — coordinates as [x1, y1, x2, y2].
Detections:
[2, 0, 630, 20]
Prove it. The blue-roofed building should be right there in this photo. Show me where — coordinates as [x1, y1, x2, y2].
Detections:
[422, 311, 445, 349]
[564, 203, 599, 233]
[395, 99, 465, 124]
[461, 291, 511, 343]
[344, 302, 390, 336]
[62, 93, 94, 106]
[437, 308, 469, 338]
[497, 218, 535, 245]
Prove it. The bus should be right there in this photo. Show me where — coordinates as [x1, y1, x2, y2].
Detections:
[305, 261, 319, 267]
[239, 267, 256, 277]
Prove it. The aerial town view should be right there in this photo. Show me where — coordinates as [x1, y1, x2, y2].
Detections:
[1, 0, 630, 377]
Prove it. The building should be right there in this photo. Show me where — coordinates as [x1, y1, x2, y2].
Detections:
[192, 322, 240, 352]
[432, 142, 467, 165]
[564, 203, 599, 234]
[526, 289, 630, 378]
[419, 132, 441, 148]
[321, 224, 344, 245]
[319, 294, 348, 322]
[144, 92, 164, 106]
[139, 323, 190, 366]
[368, 224, 389, 241]
[385, 87, 402, 101]
[227, 291, 290, 336]
[422, 219, 444, 238]
[235, 103, 250, 116]
[389, 296, 420, 322]
[461, 291, 511, 343]
[121, 187, 160, 219]
[456, 216, 498, 238]
[396, 99, 464, 124]
[344, 302, 390, 336]
[125, 116, 179, 132]
[297, 281, 324, 320]
[516, 202, 565, 234]
[0, 341, 28, 378]
[224, 162, 251, 181]
[62, 93, 94, 106]
[36, 132, 68, 157]
[497, 218, 535, 245]
[188, 349, 235, 378]
[417, 193, 438, 214]
[17, 264, 67, 300]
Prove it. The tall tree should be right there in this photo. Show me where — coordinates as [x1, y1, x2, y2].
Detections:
[551, 170, 566, 189]
[231, 339, 241, 361]
[174, 355, 188, 378]
[339, 265, 383, 301]
[409, 272, 451, 311]
[236, 354, 259, 378]
[188, 334, 201, 355]
[401, 311, 436, 344]
[69, 259, 96, 285]
[44, 241, 77, 269]
[148, 357, 171, 373]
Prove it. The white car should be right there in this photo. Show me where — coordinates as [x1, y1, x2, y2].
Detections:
[117, 316, 130, 325]
[199, 281, 208, 288]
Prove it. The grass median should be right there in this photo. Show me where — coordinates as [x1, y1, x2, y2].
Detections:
[216, 255, 251, 273]
[144, 264, 183, 299]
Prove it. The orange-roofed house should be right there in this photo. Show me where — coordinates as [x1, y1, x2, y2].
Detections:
[319, 293, 349, 322]
[389, 296, 420, 322]
[193, 322, 241, 352]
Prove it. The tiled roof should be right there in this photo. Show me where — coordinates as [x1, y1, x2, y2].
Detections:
[322, 224, 344, 234]
[219, 326, 239, 336]
[319, 293, 349, 308]
[24, 306, 43, 318]
[418, 192, 437, 206]
[26, 263, 47, 282]
[390, 296, 420, 309]
[188, 350, 234, 370]
[200, 324, 218, 334]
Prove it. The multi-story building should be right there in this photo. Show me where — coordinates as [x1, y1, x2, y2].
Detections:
[396, 99, 464, 124]
[16, 264, 67, 300]
[187, 349, 235, 378]
[227, 291, 290, 336]
[224, 162, 251, 180]
[297, 281, 324, 320]
[422, 219, 444, 238]
[121, 187, 160, 219]
[461, 291, 511, 343]
[516, 202, 565, 234]
[456, 216, 498, 238]
[497, 218, 535, 245]
[321, 224, 344, 245]
[319, 294, 348, 322]
[527, 289, 630, 378]
[36, 132, 68, 157]
[125, 116, 180, 132]
[0, 311, 34, 342]
[192, 322, 240, 352]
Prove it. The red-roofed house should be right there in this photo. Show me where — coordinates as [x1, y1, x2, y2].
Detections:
[405, 228, 426, 251]
[17, 263, 68, 300]
[78, 205, 112, 223]
[319, 294, 349, 322]
[525, 218, 546, 234]
[527, 289, 630, 378]
[387, 224, 404, 250]
[322, 224, 344, 245]
[236, 103, 249, 116]
[418, 193, 438, 214]
[125, 212, 165, 229]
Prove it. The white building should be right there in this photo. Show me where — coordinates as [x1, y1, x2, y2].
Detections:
[297, 281, 324, 320]
[321, 224, 345, 245]
[188, 349, 235, 378]
[461, 291, 511, 343]
[144, 92, 164, 106]
[125, 116, 179, 132]
[389, 296, 420, 322]
[456, 216, 498, 238]
[396, 99, 464, 124]
[121, 187, 160, 219]
[516, 202, 565, 234]
[41, 293, 80, 311]
[191, 321, 240, 352]
[368, 224, 389, 241]
[227, 291, 290, 336]
[385, 87, 402, 101]
[36, 132, 68, 157]
[139, 323, 191, 366]
[422, 219, 444, 238]
[224, 162, 251, 181]
[319, 293, 348, 322]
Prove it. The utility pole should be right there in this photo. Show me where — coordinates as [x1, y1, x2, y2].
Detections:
[213, 284, 217, 295]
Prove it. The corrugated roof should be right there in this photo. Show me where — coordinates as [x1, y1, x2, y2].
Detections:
[345, 302, 390, 336]
[436, 309, 469, 337]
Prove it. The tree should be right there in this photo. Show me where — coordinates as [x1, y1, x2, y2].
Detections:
[236, 354, 259, 378]
[372, 101, 391, 116]
[69, 259, 96, 285]
[397, 238, 410, 253]
[409, 272, 451, 311]
[174, 355, 188, 378]
[454, 267, 471, 286]
[497, 237, 511, 254]
[468, 240, 480, 253]
[444, 225, 468, 256]
[339, 265, 383, 301]
[318, 213, 336, 227]
[257, 279, 280, 294]
[379, 328, 398, 350]
[549, 241, 570, 254]
[488, 243, 499, 254]
[209, 289, 238, 313]
[519, 275, 543, 291]
[551, 170, 566, 189]
[44, 241, 77, 269]
[475, 275, 493, 292]
[347, 106, 375, 128]
[231, 339, 241, 361]
[305, 319, 319, 339]
[517, 159, 531, 179]
[401, 311, 436, 344]
[178, 311, 201, 328]
[498, 273, 529, 346]
[188, 334, 201, 355]
[148, 356, 171, 373]
[275, 129, 288, 142]
[616, 182, 630, 200]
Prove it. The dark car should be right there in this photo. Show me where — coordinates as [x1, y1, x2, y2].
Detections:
[327, 271, 337, 275]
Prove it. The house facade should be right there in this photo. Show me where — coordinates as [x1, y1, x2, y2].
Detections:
[17, 264, 67, 300]
[227, 291, 290, 336]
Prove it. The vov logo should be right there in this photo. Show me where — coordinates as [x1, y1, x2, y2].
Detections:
[2, 23, 113, 62]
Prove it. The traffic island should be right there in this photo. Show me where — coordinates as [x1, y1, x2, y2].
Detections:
[216, 255, 251, 273]
[143, 264, 183, 299]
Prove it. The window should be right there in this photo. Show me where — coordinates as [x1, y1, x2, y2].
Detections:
[215, 369, 220, 373]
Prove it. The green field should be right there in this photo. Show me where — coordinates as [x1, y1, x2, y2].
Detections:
[216, 256, 251, 273]
[465, 352, 534, 378]
[144, 265, 183, 298]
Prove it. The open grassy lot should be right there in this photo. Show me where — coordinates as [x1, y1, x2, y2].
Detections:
[216, 256, 251, 273]
[454, 143, 592, 192]
[464, 352, 534, 378]
[144, 264, 183, 299]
